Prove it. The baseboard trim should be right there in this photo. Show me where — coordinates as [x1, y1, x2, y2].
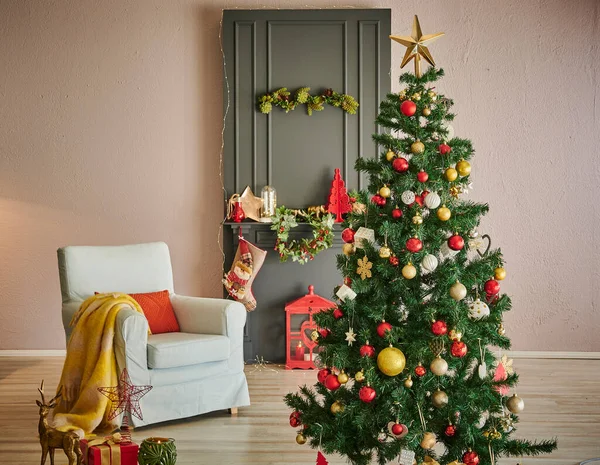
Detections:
[0, 350, 66, 356]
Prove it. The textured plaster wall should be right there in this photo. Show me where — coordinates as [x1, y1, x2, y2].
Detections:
[0, 0, 598, 350]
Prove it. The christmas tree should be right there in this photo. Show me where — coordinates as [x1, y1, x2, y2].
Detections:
[285, 16, 557, 465]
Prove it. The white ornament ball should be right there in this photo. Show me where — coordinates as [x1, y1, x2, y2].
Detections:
[421, 254, 438, 273]
[468, 298, 490, 320]
[424, 192, 441, 209]
[475, 413, 488, 429]
[401, 190, 416, 205]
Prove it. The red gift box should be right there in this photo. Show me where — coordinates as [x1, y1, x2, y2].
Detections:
[80, 438, 139, 465]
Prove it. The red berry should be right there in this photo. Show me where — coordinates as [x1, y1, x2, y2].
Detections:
[289, 411, 302, 427]
[439, 143, 452, 155]
[392, 208, 403, 219]
[431, 320, 448, 336]
[317, 368, 331, 384]
[415, 365, 427, 377]
[377, 321, 393, 337]
[359, 385, 376, 403]
[333, 308, 344, 319]
[406, 237, 423, 253]
[359, 343, 375, 358]
[400, 100, 417, 116]
[448, 234, 465, 251]
[451, 340, 468, 358]
[417, 170, 429, 182]
[324, 374, 341, 391]
[389, 256, 399, 266]
[391, 423, 404, 435]
[341, 228, 355, 243]
[484, 279, 500, 295]
[444, 424, 456, 437]
[371, 194, 386, 206]
[392, 157, 409, 173]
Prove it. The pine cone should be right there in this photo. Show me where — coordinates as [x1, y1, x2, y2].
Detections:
[324, 88, 334, 97]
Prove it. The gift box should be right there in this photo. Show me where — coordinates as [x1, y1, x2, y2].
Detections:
[80, 438, 139, 465]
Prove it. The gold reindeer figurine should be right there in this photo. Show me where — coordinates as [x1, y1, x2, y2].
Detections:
[36, 380, 83, 465]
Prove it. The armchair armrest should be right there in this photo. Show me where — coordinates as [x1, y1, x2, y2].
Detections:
[114, 308, 150, 384]
[170, 295, 246, 336]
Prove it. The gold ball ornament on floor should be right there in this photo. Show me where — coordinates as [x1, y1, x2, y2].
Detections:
[444, 167, 458, 181]
[506, 394, 525, 413]
[379, 246, 392, 259]
[404, 376, 413, 388]
[411, 139, 425, 154]
[432, 389, 449, 408]
[379, 185, 391, 198]
[437, 205, 451, 221]
[337, 371, 349, 384]
[422, 107, 431, 116]
[330, 400, 345, 414]
[402, 263, 417, 279]
[430, 356, 449, 376]
[355, 370, 365, 382]
[495, 267, 506, 280]
[296, 433, 307, 445]
[420, 432, 436, 449]
[450, 281, 467, 301]
[386, 150, 396, 161]
[377, 346, 406, 376]
[342, 243, 355, 256]
[456, 159, 471, 176]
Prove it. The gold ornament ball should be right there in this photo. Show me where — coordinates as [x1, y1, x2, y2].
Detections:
[355, 370, 365, 382]
[495, 267, 507, 281]
[386, 150, 396, 161]
[456, 159, 472, 177]
[450, 281, 467, 301]
[498, 323, 506, 336]
[377, 347, 406, 376]
[412, 214, 423, 225]
[404, 376, 413, 388]
[311, 330, 319, 342]
[432, 389, 449, 408]
[422, 107, 431, 116]
[437, 206, 451, 222]
[506, 394, 525, 414]
[379, 185, 391, 198]
[412, 92, 421, 101]
[420, 432, 436, 449]
[411, 140, 425, 154]
[296, 433, 307, 445]
[342, 243, 355, 256]
[379, 246, 392, 259]
[449, 329, 463, 341]
[445, 167, 458, 181]
[402, 263, 417, 279]
[337, 371, 349, 384]
[430, 356, 449, 376]
[428, 90, 437, 100]
[330, 400, 345, 414]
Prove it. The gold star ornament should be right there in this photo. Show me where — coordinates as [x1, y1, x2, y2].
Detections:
[390, 15, 444, 77]
[239, 186, 263, 221]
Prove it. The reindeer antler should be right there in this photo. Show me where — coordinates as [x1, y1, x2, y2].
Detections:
[38, 380, 46, 404]
[49, 386, 63, 406]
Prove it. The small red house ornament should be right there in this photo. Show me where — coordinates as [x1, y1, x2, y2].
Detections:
[285, 285, 336, 369]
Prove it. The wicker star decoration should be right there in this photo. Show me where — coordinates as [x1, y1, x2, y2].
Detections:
[345, 328, 356, 346]
[240, 186, 263, 222]
[98, 368, 152, 421]
[356, 256, 372, 280]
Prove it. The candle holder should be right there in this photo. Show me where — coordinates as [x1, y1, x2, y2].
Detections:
[138, 437, 177, 465]
[259, 185, 277, 222]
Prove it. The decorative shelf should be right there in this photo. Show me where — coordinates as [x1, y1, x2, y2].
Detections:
[224, 221, 345, 248]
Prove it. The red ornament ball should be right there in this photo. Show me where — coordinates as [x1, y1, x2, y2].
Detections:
[317, 368, 331, 384]
[392, 208, 403, 219]
[377, 321, 393, 337]
[400, 100, 417, 116]
[333, 308, 344, 319]
[391, 423, 404, 435]
[359, 385, 376, 403]
[451, 340, 468, 358]
[344, 276, 352, 286]
[462, 450, 480, 465]
[389, 256, 399, 266]
[484, 279, 500, 295]
[392, 157, 409, 173]
[438, 143, 452, 155]
[448, 234, 465, 251]
[360, 343, 376, 358]
[289, 411, 302, 427]
[371, 194, 386, 206]
[319, 328, 330, 338]
[415, 365, 427, 377]
[342, 228, 355, 243]
[406, 237, 423, 253]
[417, 170, 429, 183]
[444, 424, 456, 437]
[431, 320, 448, 336]
[324, 373, 341, 391]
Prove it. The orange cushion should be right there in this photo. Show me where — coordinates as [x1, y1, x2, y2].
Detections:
[129, 290, 180, 334]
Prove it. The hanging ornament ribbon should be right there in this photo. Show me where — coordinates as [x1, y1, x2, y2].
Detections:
[314, 423, 329, 465]
[478, 339, 487, 379]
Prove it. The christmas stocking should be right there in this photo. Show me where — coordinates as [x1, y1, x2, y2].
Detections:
[223, 238, 266, 311]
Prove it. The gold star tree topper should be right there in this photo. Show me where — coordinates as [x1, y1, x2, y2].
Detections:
[390, 16, 444, 77]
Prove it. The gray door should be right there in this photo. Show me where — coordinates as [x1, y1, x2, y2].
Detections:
[222, 9, 391, 362]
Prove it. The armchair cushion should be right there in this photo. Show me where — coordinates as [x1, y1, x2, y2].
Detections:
[147, 333, 230, 369]
[129, 290, 180, 334]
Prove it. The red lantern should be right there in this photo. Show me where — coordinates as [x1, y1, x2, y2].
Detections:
[431, 320, 448, 336]
[448, 234, 464, 251]
[359, 385, 376, 403]
[229, 198, 245, 223]
[451, 340, 468, 358]
[484, 279, 500, 295]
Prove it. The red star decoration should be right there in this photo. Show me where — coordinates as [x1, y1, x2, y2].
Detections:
[98, 368, 152, 421]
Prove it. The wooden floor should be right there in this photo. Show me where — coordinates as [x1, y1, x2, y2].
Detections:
[1, 357, 598, 465]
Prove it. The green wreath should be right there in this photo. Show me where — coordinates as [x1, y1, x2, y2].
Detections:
[271, 206, 335, 264]
[258, 87, 358, 116]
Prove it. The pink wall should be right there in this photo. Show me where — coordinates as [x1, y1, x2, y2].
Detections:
[0, 0, 598, 351]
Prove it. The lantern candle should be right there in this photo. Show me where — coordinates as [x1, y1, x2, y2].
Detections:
[259, 185, 277, 222]
[295, 342, 305, 361]
[138, 437, 177, 465]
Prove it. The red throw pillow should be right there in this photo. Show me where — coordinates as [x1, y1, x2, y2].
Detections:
[129, 290, 180, 334]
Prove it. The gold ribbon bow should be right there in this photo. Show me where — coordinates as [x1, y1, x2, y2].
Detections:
[87, 433, 122, 464]
[447, 462, 466, 465]
[421, 457, 440, 465]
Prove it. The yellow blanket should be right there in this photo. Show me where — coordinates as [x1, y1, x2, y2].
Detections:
[53, 293, 146, 434]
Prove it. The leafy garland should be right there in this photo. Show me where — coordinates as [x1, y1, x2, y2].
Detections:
[271, 206, 335, 264]
[258, 87, 359, 116]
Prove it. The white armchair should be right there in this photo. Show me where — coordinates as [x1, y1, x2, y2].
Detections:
[57, 242, 250, 427]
